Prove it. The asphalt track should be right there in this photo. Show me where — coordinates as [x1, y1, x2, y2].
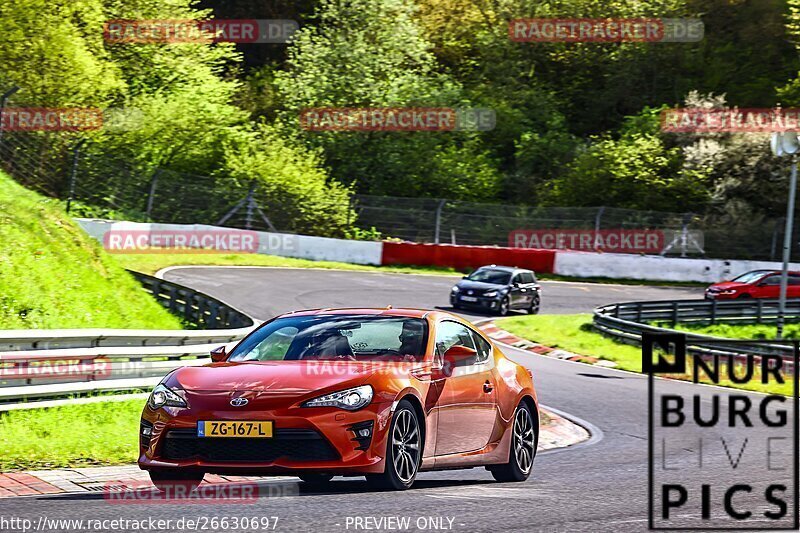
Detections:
[2, 268, 794, 532]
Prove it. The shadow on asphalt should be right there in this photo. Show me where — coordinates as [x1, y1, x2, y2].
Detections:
[33, 478, 499, 501]
[576, 373, 625, 379]
[433, 305, 527, 318]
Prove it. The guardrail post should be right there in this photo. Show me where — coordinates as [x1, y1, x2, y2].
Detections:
[757, 300, 764, 324]
[671, 301, 679, 327]
[710, 299, 717, 325]
[636, 303, 642, 323]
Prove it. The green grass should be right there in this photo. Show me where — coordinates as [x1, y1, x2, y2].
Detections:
[663, 321, 800, 340]
[500, 314, 792, 395]
[0, 400, 143, 471]
[501, 314, 644, 371]
[113, 253, 462, 277]
[0, 172, 183, 329]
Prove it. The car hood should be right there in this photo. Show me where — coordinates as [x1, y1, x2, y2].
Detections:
[456, 280, 506, 291]
[166, 360, 425, 393]
[708, 281, 748, 291]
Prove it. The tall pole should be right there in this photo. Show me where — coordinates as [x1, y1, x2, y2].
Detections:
[66, 139, 86, 214]
[434, 199, 445, 244]
[0, 86, 20, 145]
[777, 155, 798, 339]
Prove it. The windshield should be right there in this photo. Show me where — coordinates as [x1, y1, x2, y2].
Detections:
[731, 270, 772, 284]
[466, 269, 511, 285]
[228, 314, 428, 362]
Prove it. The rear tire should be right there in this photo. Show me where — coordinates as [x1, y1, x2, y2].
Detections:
[489, 402, 537, 483]
[366, 400, 421, 491]
[148, 470, 204, 496]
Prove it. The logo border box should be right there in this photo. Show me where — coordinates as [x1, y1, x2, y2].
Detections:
[646, 333, 799, 531]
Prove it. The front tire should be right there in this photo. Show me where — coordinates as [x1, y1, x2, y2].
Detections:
[149, 470, 204, 496]
[528, 294, 541, 315]
[497, 296, 510, 316]
[489, 402, 537, 482]
[366, 400, 421, 491]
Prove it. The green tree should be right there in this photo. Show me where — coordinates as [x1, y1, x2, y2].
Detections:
[275, 0, 502, 199]
[221, 123, 353, 236]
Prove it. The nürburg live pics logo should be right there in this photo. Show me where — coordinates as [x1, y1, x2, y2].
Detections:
[645, 333, 799, 530]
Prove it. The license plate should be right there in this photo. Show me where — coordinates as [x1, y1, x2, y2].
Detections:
[197, 421, 273, 438]
[460, 296, 478, 302]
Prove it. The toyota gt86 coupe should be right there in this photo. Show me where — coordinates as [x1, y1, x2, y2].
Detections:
[138, 308, 538, 491]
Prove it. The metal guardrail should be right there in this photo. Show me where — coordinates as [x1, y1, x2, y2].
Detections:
[129, 271, 253, 330]
[0, 271, 259, 403]
[593, 298, 800, 361]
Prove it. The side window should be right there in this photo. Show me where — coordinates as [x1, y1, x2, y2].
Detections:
[763, 275, 781, 286]
[790, 275, 800, 286]
[519, 272, 534, 284]
[435, 321, 478, 366]
[511, 274, 521, 286]
[470, 330, 492, 364]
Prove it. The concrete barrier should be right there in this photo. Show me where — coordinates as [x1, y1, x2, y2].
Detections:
[77, 219, 799, 283]
[381, 241, 556, 272]
[554, 251, 800, 283]
[76, 219, 383, 265]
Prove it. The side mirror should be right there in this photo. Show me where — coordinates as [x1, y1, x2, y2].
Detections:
[462, 275, 468, 279]
[441, 345, 477, 377]
[210, 345, 227, 362]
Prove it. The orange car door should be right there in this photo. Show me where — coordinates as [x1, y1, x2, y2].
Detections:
[433, 320, 498, 456]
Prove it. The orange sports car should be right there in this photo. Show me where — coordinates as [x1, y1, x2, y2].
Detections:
[138, 308, 538, 491]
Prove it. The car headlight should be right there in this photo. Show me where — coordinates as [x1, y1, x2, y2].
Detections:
[484, 290, 498, 298]
[719, 289, 737, 295]
[302, 385, 373, 411]
[147, 383, 187, 410]
[451, 286, 460, 293]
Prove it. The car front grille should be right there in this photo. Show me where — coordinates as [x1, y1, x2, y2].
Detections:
[159, 428, 340, 463]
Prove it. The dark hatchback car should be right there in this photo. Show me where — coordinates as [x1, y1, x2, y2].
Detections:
[450, 265, 541, 315]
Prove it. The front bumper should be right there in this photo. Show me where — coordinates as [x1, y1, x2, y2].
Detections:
[705, 291, 737, 300]
[138, 401, 395, 475]
[451, 293, 501, 310]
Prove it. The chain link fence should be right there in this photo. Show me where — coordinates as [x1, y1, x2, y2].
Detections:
[0, 127, 793, 261]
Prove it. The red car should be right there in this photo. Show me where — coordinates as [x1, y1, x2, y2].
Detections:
[705, 270, 800, 299]
[138, 308, 538, 492]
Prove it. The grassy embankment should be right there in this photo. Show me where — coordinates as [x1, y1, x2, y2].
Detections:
[0, 171, 182, 330]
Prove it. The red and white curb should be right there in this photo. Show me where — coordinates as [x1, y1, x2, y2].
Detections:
[0, 466, 283, 498]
